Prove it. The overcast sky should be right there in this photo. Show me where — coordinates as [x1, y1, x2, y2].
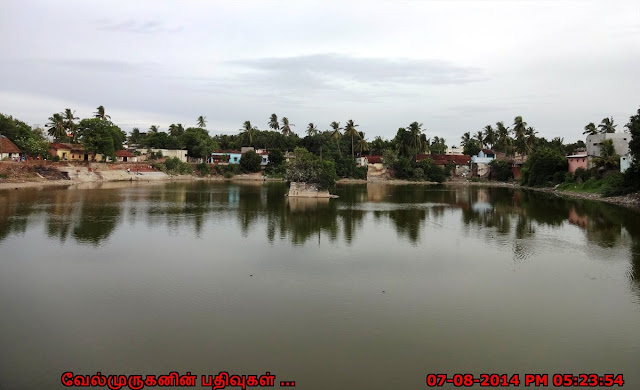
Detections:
[1, 0, 639, 145]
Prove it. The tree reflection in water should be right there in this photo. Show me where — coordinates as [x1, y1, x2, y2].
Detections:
[1, 182, 639, 291]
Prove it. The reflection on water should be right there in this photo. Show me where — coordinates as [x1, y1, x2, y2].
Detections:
[1, 181, 640, 389]
[1, 182, 639, 279]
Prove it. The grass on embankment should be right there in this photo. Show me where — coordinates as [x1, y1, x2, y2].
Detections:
[556, 172, 624, 196]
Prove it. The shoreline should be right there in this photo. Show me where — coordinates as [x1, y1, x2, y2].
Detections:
[2, 173, 638, 209]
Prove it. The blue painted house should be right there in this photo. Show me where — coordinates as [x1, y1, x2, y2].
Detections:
[211, 150, 242, 164]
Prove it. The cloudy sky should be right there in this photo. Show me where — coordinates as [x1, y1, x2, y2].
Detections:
[1, 0, 639, 145]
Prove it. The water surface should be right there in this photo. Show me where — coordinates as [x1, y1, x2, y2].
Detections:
[1, 182, 639, 389]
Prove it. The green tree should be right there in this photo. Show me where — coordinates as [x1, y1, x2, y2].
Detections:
[128, 127, 141, 145]
[407, 121, 424, 162]
[344, 119, 360, 160]
[285, 147, 337, 190]
[306, 122, 318, 136]
[622, 107, 640, 193]
[240, 120, 258, 146]
[460, 132, 471, 147]
[197, 116, 207, 128]
[495, 121, 512, 153]
[240, 150, 262, 172]
[520, 147, 568, 186]
[475, 130, 484, 148]
[63, 108, 79, 142]
[0, 114, 50, 157]
[463, 141, 481, 156]
[93, 105, 110, 120]
[76, 118, 126, 160]
[330, 121, 342, 157]
[483, 125, 496, 149]
[430, 136, 447, 155]
[149, 125, 159, 134]
[598, 117, 617, 133]
[269, 113, 279, 131]
[583, 122, 597, 135]
[182, 127, 217, 161]
[355, 135, 369, 156]
[512, 116, 527, 154]
[46, 113, 67, 141]
[525, 126, 537, 154]
[281, 117, 294, 136]
[592, 139, 620, 170]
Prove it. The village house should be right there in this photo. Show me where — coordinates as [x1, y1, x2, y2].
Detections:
[115, 150, 138, 163]
[49, 143, 102, 162]
[0, 135, 23, 160]
[586, 133, 631, 171]
[211, 150, 242, 164]
[567, 153, 588, 174]
[446, 145, 464, 155]
[417, 154, 471, 176]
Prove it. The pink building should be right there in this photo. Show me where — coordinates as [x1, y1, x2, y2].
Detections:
[567, 154, 588, 174]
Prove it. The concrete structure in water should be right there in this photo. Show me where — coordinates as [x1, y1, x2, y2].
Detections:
[287, 182, 338, 198]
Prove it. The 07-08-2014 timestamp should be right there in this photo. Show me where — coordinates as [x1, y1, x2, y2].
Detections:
[426, 373, 624, 387]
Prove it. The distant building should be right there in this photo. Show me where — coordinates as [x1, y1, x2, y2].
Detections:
[620, 156, 631, 173]
[471, 149, 496, 164]
[586, 133, 630, 158]
[49, 143, 102, 161]
[567, 154, 588, 174]
[446, 145, 464, 155]
[0, 135, 22, 160]
[115, 150, 137, 163]
[211, 150, 242, 164]
[417, 154, 471, 176]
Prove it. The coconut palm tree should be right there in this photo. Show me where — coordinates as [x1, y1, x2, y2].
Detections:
[168, 124, 184, 137]
[330, 121, 342, 157]
[583, 122, 597, 135]
[592, 139, 620, 170]
[94, 105, 110, 120]
[63, 108, 79, 141]
[407, 121, 424, 162]
[197, 116, 207, 128]
[598, 117, 617, 133]
[344, 119, 360, 160]
[483, 125, 496, 149]
[495, 121, 511, 152]
[355, 134, 369, 157]
[512, 116, 528, 154]
[475, 130, 485, 148]
[460, 132, 472, 147]
[281, 117, 294, 136]
[524, 126, 537, 154]
[240, 120, 258, 146]
[269, 113, 279, 131]
[149, 125, 159, 133]
[306, 123, 318, 136]
[46, 113, 67, 141]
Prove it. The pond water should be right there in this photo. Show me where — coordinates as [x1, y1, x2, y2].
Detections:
[1, 181, 639, 389]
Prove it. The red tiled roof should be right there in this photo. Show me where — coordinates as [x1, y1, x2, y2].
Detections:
[366, 155, 383, 164]
[482, 149, 496, 155]
[0, 135, 22, 154]
[212, 150, 242, 154]
[417, 154, 470, 165]
[49, 142, 85, 152]
[115, 150, 136, 158]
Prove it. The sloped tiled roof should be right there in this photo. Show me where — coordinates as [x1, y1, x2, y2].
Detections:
[115, 150, 136, 158]
[0, 135, 21, 153]
[417, 154, 470, 165]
